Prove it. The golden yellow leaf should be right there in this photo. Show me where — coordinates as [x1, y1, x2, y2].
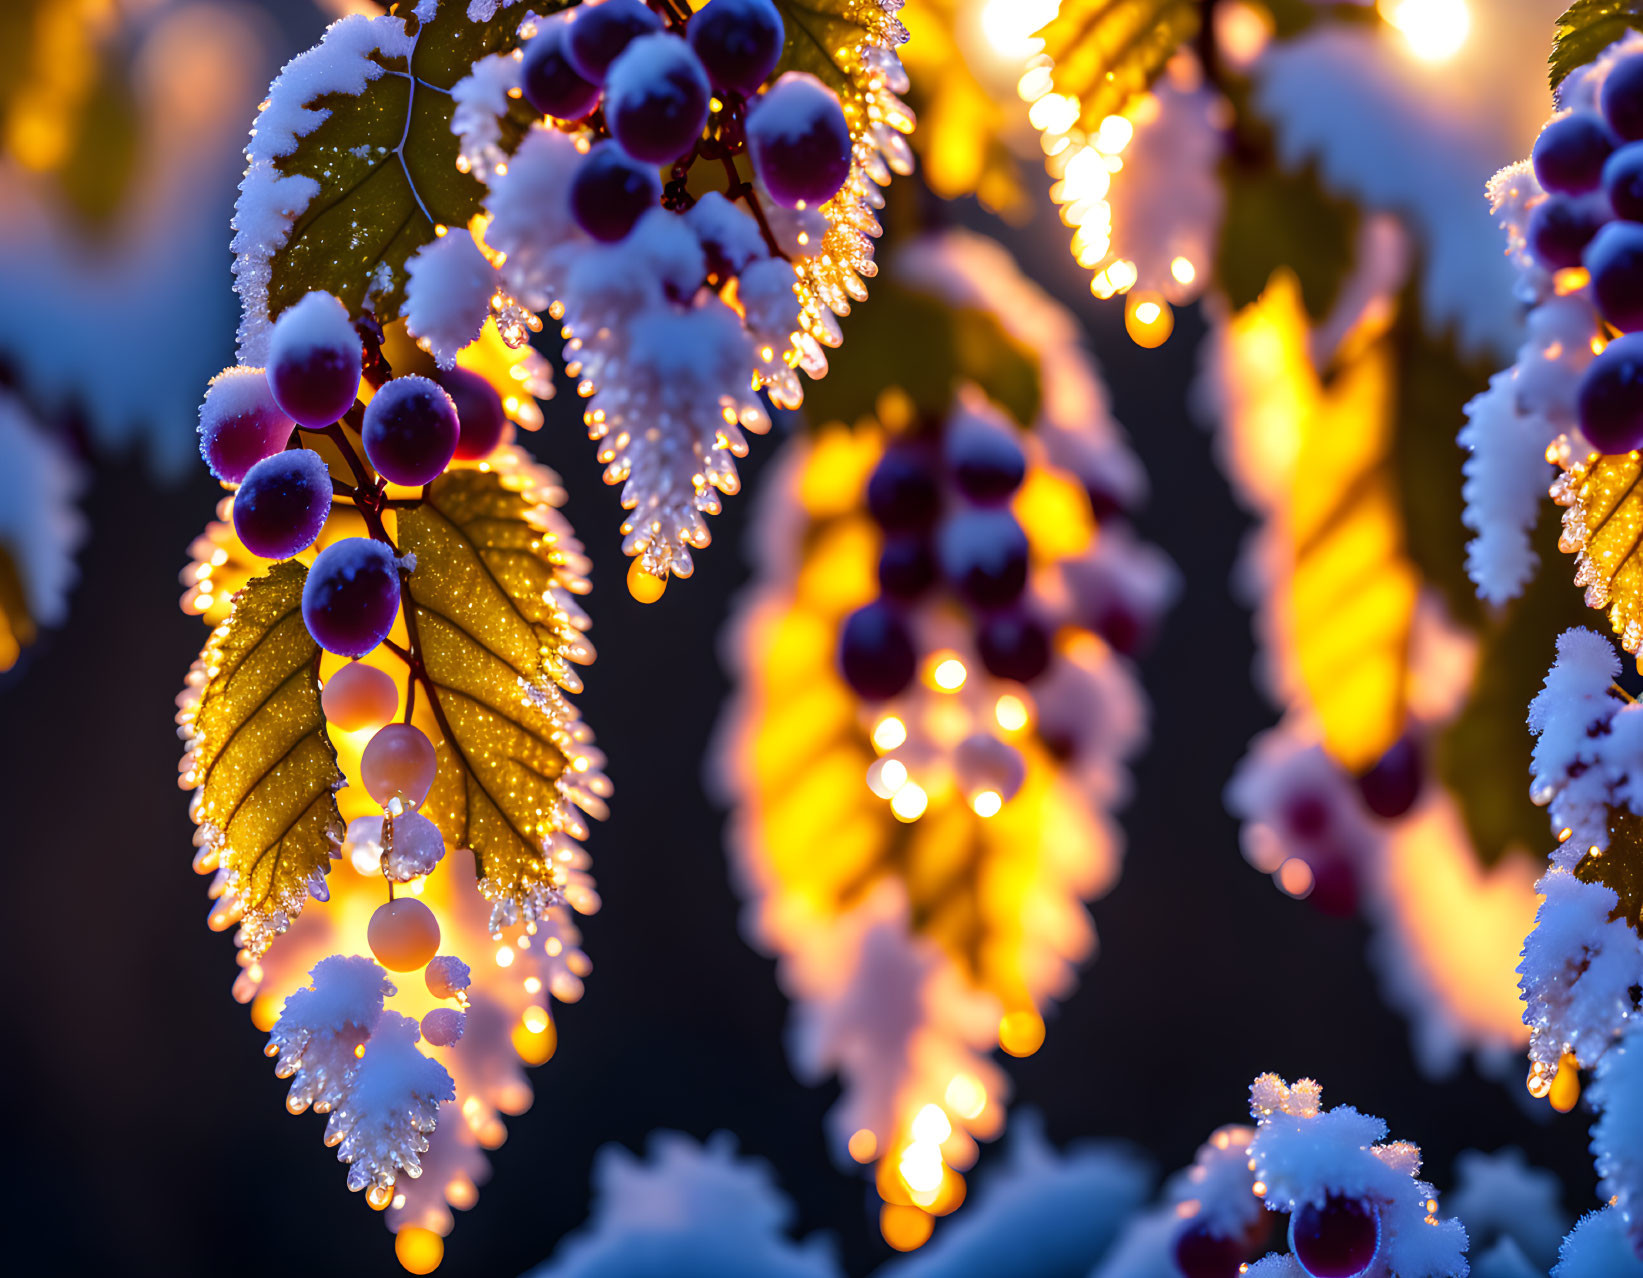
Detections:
[1553, 450, 1643, 655]
[180, 560, 346, 955]
[1035, 0, 1200, 134]
[0, 545, 32, 672]
[397, 463, 605, 917]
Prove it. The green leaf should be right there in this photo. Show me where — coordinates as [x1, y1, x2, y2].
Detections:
[771, 0, 904, 107]
[1034, 0, 1200, 132]
[182, 561, 345, 955]
[1217, 152, 1360, 322]
[1551, 0, 1643, 90]
[397, 465, 599, 908]
[1577, 809, 1643, 930]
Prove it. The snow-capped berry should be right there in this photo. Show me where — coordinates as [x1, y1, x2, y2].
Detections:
[977, 610, 1050, 683]
[361, 375, 460, 487]
[867, 446, 940, 531]
[746, 71, 853, 208]
[685, 189, 768, 277]
[938, 508, 1029, 609]
[564, 0, 662, 84]
[1607, 142, 1643, 220]
[1533, 112, 1615, 195]
[1171, 1222, 1245, 1278]
[839, 601, 916, 700]
[232, 449, 332, 560]
[425, 955, 471, 1000]
[1289, 1195, 1380, 1278]
[321, 660, 399, 732]
[688, 0, 785, 97]
[367, 898, 441, 972]
[1356, 735, 1423, 819]
[604, 34, 711, 165]
[266, 291, 362, 429]
[1579, 331, 1643, 453]
[945, 413, 1026, 502]
[1587, 220, 1643, 330]
[1527, 194, 1610, 269]
[361, 722, 438, 812]
[1305, 854, 1359, 918]
[954, 732, 1026, 805]
[1278, 787, 1332, 841]
[1602, 52, 1643, 141]
[420, 1007, 466, 1048]
[436, 367, 509, 461]
[877, 535, 936, 600]
[383, 811, 445, 880]
[301, 537, 401, 657]
[570, 140, 663, 243]
[198, 367, 295, 483]
[520, 22, 601, 121]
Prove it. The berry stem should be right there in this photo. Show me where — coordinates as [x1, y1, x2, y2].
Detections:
[720, 155, 789, 261]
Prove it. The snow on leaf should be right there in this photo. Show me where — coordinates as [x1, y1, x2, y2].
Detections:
[1589, 1017, 1643, 1254]
[1552, 451, 1643, 657]
[1551, 0, 1643, 90]
[396, 460, 607, 925]
[1033, 0, 1200, 134]
[232, 1, 542, 363]
[0, 390, 84, 671]
[179, 561, 346, 956]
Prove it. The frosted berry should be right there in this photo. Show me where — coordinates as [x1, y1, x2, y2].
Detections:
[1533, 112, 1614, 195]
[945, 413, 1026, 502]
[564, 0, 661, 84]
[1289, 1195, 1380, 1278]
[1172, 1222, 1245, 1278]
[321, 660, 399, 732]
[361, 374, 460, 486]
[425, 955, 471, 1000]
[867, 446, 940, 531]
[605, 34, 711, 165]
[420, 1007, 466, 1047]
[437, 367, 510, 461]
[198, 368, 295, 483]
[521, 22, 601, 120]
[839, 601, 916, 700]
[1527, 194, 1609, 269]
[877, 535, 936, 600]
[1607, 142, 1643, 220]
[688, 0, 785, 97]
[383, 811, 445, 880]
[1587, 220, 1643, 330]
[954, 732, 1026, 805]
[570, 140, 663, 243]
[1307, 854, 1359, 919]
[232, 449, 332, 560]
[302, 537, 401, 657]
[362, 722, 438, 812]
[977, 610, 1050, 683]
[1357, 735, 1423, 819]
[1279, 787, 1332, 841]
[266, 291, 362, 429]
[1579, 331, 1643, 453]
[368, 898, 441, 972]
[1602, 52, 1643, 141]
[939, 509, 1028, 608]
[747, 71, 852, 208]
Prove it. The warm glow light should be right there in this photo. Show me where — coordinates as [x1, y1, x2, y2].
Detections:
[891, 782, 929, 822]
[1550, 1052, 1582, 1113]
[1125, 291, 1174, 347]
[881, 1203, 934, 1251]
[868, 757, 910, 798]
[1095, 115, 1134, 153]
[522, 1005, 550, 1034]
[932, 657, 967, 691]
[849, 1128, 879, 1163]
[394, 1226, 444, 1274]
[1379, 0, 1470, 62]
[911, 1103, 953, 1145]
[873, 715, 908, 750]
[495, 945, 515, 968]
[1134, 301, 1161, 325]
[970, 790, 1003, 818]
[995, 694, 1029, 732]
[899, 1141, 945, 1194]
[1171, 257, 1197, 286]
[1277, 857, 1315, 898]
[999, 1010, 1046, 1057]
[945, 1073, 988, 1120]
[979, 0, 1060, 59]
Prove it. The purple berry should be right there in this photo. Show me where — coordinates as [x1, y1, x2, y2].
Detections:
[838, 601, 915, 701]
[1603, 52, 1643, 141]
[302, 537, 402, 658]
[521, 22, 601, 120]
[937, 508, 1029, 609]
[198, 367, 295, 483]
[605, 33, 711, 165]
[1533, 111, 1615, 195]
[945, 413, 1026, 502]
[1279, 788, 1332, 841]
[1587, 219, 1643, 331]
[1356, 735, 1423, 819]
[362, 375, 460, 487]
[1306, 854, 1359, 919]
[570, 140, 662, 243]
[233, 449, 332, 560]
[867, 446, 940, 532]
[747, 71, 852, 208]
[977, 611, 1050, 683]
[877, 536, 936, 600]
[1578, 331, 1643, 453]
[1607, 141, 1643, 221]
[436, 367, 509, 461]
[1528, 194, 1610, 269]
[688, 0, 785, 97]
[1289, 1195, 1380, 1278]
[266, 291, 362, 430]
[1172, 1222, 1245, 1278]
[564, 0, 662, 84]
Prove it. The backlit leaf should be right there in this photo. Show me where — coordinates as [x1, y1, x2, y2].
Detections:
[1034, 0, 1200, 133]
[0, 547, 32, 673]
[1553, 449, 1643, 655]
[1551, 0, 1643, 90]
[181, 561, 346, 956]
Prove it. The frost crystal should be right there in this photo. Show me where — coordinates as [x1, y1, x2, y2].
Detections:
[1554, 1207, 1643, 1276]
[268, 955, 394, 1115]
[327, 1011, 454, 1196]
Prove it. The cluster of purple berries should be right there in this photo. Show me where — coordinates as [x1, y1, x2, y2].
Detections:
[1529, 52, 1643, 453]
[1173, 1192, 1378, 1278]
[198, 292, 507, 661]
[519, 0, 852, 243]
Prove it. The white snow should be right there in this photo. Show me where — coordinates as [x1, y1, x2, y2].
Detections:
[383, 812, 447, 881]
[0, 393, 84, 629]
[1460, 375, 1556, 604]
[403, 229, 498, 368]
[1554, 1206, 1643, 1276]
